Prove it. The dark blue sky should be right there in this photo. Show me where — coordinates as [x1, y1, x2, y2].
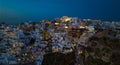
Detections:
[0, 0, 120, 24]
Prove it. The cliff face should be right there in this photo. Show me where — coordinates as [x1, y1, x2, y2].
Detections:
[41, 52, 76, 65]
[41, 30, 120, 65]
[85, 30, 120, 65]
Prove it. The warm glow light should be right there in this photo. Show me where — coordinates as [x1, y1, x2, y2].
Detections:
[55, 22, 59, 25]
[78, 50, 83, 55]
[61, 16, 71, 22]
[65, 26, 68, 28]
[80, 26, 85, 29]
[60, 37, 63, 40]
[31, 56, 34, 59]
[18, 58, 21, 61]
[27, 58, 29, 61]
[73, 44, 76, 46]
[69, 49, 73, 52]
[24, 53, 27, 56]
[22, 54, 25, 56]
[29, 46, 33, 49]
[7, 33, 16, 36]
[89, 28, 94, 31]
[12, 44, 16, 48]
[64, 18, 71, 22]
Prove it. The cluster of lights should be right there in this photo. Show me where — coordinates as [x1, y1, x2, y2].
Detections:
[17, 53, 35, 63]
[78, 50, 83, 55]
[22, 53, 28, 56]
[64, 18, 71, 22]
[61, 16, 71, 22]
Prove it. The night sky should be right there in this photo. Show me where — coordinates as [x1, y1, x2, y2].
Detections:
[0, 0, 120, 24]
